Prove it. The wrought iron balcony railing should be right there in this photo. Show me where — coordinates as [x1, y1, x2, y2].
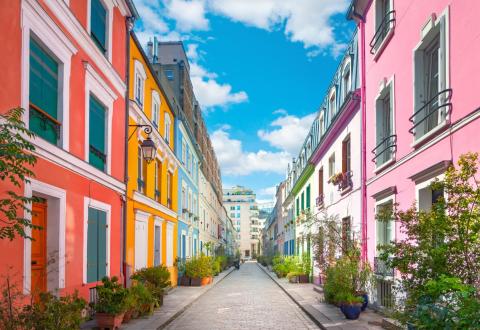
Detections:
[374, 256, 394, 277]
[372, 134, 397, 166]
[409, 89, 452, 138]
[370, 10, 396, 54]
[29, 103, 61, 141]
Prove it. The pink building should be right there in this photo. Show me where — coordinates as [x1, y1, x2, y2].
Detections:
[349, 0, 480, 309]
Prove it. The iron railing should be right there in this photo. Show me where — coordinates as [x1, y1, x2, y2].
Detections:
[376, 278, 394, 309]
[409, 89, 452, 137]
[370, 10, 396, 54]
[29, 103, 61, 140]
[89, 145, 106, 163]
[337, 171, 353, 192]
[374, 256, 394, 277]
[372, 134, 397, 165]
[316, 194, 325, 208]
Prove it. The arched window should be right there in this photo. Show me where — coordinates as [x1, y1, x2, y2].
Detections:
[134, 60, 146, 107]
[341, 58, 352, 102]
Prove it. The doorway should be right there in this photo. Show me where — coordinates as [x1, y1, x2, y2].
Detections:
[31, 200, 47, 295]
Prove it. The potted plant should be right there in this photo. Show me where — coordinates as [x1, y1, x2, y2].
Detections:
[93, 276, 128, 329]
[129, 282, 156, 316]
[287, 271, 299, 283]
[131, 265, 171, 307]
[298, 253, 311, 283]
[337, 292, 363, 320]
[176, 258, 190, 286]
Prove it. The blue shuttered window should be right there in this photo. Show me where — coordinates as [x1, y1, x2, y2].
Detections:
[87, 207, 107, 283]
[89, 95, 106, 171]
[90, 0, 107, 53]
[29, 38, 60, 145]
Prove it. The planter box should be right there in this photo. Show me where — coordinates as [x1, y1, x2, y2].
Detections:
[96, 312, 124, 329]
[289, 276, 298, 283]
[200, 277, 210, 286]
[179, 276, 191, 286]
[190, 277, 202, 286]
[298, 274, 309, 283]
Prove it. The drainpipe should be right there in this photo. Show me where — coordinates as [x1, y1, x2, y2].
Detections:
[360, 20, 368, 263]
[122, 17, 134, 287]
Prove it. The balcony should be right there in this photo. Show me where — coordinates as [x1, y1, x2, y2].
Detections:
[331, 171, 353, 193]
[370, 10, 396, 55]
[316, 194, 325, 208]
[374, 257, 394, 277]
[409, 89, 452, 141]
[29, 103, 61, 144]
[372, 135, 397, 167]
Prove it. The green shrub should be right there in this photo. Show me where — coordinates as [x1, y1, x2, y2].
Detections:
[129, 283, 156, 315]
[131, 265, 171, 303]
[301, 253, 311, 277]
[94, 276, 128, 315]
[23, 291, 87, 329]
[186, 256, 213, 278]
[212, 259, 221, 275]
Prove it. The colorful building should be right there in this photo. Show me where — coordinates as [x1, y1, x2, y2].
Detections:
[348, 0, 480, 309]
[125, 33, 179, 286]
[0, 0, 136, 300]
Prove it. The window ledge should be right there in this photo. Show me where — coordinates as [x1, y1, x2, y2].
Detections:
[373, 27, 394, 62]
[374, 157, 396, 174]
[411, 120, 449, 149]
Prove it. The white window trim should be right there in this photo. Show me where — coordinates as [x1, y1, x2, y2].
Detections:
[374, 76, 396, 173]
[153, 217, 164, 266]
[411, 6, 450, 147]
[415, 173, 446, 211]
[23, 178, 67, 294]
[341, 57, 352, 101]
[134, 59, 147, 108]
[21, 0, 77, 152]
[84, 63, 116, 175]
[328, 87, 337, 121]
[86, 0, 114, 62]
[83, 197, 112, 284]
[164, 113, 172, 143]
[374, 194, 396, 256]
[152, 90, 161, 128]
[372, 0, 395, 60]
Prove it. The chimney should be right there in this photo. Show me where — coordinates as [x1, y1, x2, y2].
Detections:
[146, 40, 153, 61]
[153, 36, 158, 63]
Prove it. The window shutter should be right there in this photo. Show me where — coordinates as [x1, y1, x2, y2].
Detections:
[87, 208, 99, 283]
[306, 185, 310, 209]
[97, 209, 107, 279]
[89, 95, 106, 171]
[91, 0, 107, 51]
[438, 16, 447, 93]
[342, 140, 347, 172]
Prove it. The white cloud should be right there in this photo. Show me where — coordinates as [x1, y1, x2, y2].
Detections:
[258, 111, 317, 154]
[211, 126, 290, 176]
[166, 0, 209, 31]
[259, 186, 277, 196]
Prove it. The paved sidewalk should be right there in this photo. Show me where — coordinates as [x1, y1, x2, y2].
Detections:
[258, 263, 385, 330]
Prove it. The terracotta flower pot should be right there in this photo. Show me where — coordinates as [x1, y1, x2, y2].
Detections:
[201, 277, 210, 286]
[96, 312, 124, 329]
[190, 277, 202, 286]
[122, 310, 133, 323]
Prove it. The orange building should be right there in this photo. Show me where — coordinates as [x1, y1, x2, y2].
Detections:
[0, 0, 136, 300]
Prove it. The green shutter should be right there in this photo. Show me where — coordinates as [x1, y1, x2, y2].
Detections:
[87, 207, 107, 282]
[97, 209, 107, 280]
[89, 95, 106, 171]
[296, 198, 299, 216]
[87, 208, 99, 283]
[29, 38, 59, 144]
[306, 185, 311, 209]
[90, 0, 107, 52]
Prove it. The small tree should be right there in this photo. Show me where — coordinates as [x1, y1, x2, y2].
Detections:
[379, 153, 480, 327]
[0, 108, 38, 240]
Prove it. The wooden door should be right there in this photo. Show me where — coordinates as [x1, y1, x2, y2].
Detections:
[31, 201, 47, 294]
[134, 219, 148, 270]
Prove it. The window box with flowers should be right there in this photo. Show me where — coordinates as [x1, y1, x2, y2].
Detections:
[330, 171, 353, 193]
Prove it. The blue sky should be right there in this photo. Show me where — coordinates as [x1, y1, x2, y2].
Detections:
[132, 0, 355, 203]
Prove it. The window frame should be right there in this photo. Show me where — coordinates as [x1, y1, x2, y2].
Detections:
[374, 194, 396, 264]
[328, 153, 336, 179]
[374, 77, 396, 171]
[151, 90, 160, 128]
[86, 0, 113, 61]
[133, 60, 146, 107]
[341, 57, 352, 103]
[372, 0, 395, 59]
[164, 113, 171, 144]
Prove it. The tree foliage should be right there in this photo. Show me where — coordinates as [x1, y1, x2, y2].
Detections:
[378, 153, 480, 328]
[0, 108, 38, 240]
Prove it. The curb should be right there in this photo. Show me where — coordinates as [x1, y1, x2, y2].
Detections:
[257, 263, 327, 330]
[157, 267, 235, 329]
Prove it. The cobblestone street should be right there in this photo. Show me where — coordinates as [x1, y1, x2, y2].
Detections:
[164, 262, 318, 330]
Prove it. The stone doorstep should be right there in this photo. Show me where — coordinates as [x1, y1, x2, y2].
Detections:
[81, 267, 235, 330]
[257, 263, 385, 330]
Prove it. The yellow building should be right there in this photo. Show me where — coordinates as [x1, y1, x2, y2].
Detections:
[126, 33, 179, 285]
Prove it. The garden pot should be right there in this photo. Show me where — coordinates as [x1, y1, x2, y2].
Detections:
[340, 303, 362, 320]
[96, 312, 124, 329]
[359, 293, 369, 311]
[298, 274, 309, 283]
[157, 294, 164, 307]
[190, 277, 202, 286]
[209, 276, 214, 284]
[122, 310, 133, 323]
[289, 276, 298, 283]
[201, 277, 210, 286]
[179, 276, 190, 286]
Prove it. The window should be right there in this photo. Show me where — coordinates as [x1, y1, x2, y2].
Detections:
[137, 145, 144, 193]
[236, 206, 240, 210]
[152, 91, 160, 128]
[230, 212, 235, 218]
[187, 152, 190, 173]
[89, 95, 107, 171]
[90, 0, 107, 53]
[29, 38, 61, 145]
[342, 61, 351, 102]
[230, 206, 235, 210]
[301, 192, 305, 211]
[182, 140, 186, 164]
[164, 113, 171, 144]
[412, 10, 449, 141]
[155, 160, 161, 201]
[306, 185, 311, 209]
[318, 168, 324, 198]
[319, 112, 325, 138]
[342, 135, 351, 174]
[182, 186, 186, 214]
[86, 207, 107, 283]
[371, 0, 395, 54]
[296, 198, 300, 217]
[328, 153, 336, 178]
[329, 89, 336, 121]
[165, 70, 174, 81]
[134, 60, 146, 107]
[153, 221, 162, 266]
[375, 81, 395, 167]
[167, 172, 172, 208]
[376, 200, 393, 248]
[418, 184, 444, 212]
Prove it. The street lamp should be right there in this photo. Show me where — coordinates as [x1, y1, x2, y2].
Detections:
[129, 124, 157, 163]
